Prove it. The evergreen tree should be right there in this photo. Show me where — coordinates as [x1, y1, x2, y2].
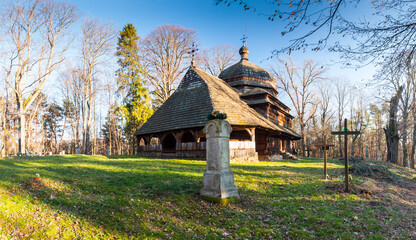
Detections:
[116, 23, 153, 154]
[43, 102, 64, 154]
[102, 106, 123, 155]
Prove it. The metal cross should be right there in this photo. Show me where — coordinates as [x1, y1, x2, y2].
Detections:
[188, 42, 198, 66]
[241, 21, 248, 46]
[331, 118, 361, 192]
[241, 35, 248, 47]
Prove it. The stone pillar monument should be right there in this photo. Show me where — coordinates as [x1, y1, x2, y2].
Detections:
[200, 119, 239, 205]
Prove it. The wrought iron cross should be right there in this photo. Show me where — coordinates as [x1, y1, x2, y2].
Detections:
[241, 21, 248, 46]
[188, 42, 198, 66]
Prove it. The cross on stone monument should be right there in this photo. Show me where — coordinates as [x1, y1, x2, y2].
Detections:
[331, 118, 360, 192]
[200, 118, 240, 205]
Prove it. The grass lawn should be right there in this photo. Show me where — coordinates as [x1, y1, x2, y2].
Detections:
[1, 155, 416, 239]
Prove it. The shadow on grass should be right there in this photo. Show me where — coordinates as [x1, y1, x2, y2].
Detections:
[1, 156, 415, 239]
[0, 157, 206, 238]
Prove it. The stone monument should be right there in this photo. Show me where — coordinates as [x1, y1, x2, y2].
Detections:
[200, 119, 240, 205]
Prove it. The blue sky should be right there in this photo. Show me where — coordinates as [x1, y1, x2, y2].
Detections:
[42, 0, 381, 137]
[65, 0, 376, 87]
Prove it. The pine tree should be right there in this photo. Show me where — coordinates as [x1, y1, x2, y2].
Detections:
[116, 23, 153, 154]
[43, 102, 64, 154]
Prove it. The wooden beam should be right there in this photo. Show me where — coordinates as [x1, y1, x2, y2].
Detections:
[324, 135, 327, 180]
[331, 131, 360, 136]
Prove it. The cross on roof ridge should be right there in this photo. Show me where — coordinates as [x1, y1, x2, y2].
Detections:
[188, 42, 198, 67]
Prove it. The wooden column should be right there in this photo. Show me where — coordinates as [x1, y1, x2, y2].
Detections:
[324, 136, 328, 180]
[344, 126, 349, 191]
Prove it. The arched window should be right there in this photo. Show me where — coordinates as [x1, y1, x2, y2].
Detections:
[150, 137, 160, 145]
[139, 138, 146, 146]
[230, 130, 252, 141]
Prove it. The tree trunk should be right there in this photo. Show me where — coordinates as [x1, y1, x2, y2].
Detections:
[402, 112, 408, 167]
[377, 125, 381, 160]
[300, 123, 306, 157]
[410, 86, 416, 169]
[75, 111, 80, 154]
[109, 117, 113, 155]
[18, 98, 26, 156]
[384, 86, 403, 164]
[58, 113, 67, 154]
[410, 121, 416, 169]
[83, 99, 91, 155]
[1, 106, 7, 156]
[82, 85, 92, 154]
[338, 119, 343, 158]
[54, 125, 58, 154]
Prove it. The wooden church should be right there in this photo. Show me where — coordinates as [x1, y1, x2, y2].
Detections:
[135, 45, 301, 162]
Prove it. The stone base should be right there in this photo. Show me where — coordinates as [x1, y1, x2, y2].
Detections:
[201, 195, 240, 206]
[200, 170, 240, 205]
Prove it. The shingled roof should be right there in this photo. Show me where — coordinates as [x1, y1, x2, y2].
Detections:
[135, 66, 301, 139]
[241, 88, 292, 115]
[218, 59, 273, 81]
[227, 79, 276, 90]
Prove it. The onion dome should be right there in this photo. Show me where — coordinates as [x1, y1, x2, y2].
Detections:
[218, 45, 276, 91]
[239, 45, 249, 60]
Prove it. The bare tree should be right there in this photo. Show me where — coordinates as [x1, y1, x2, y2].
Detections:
[60, 67, 83, 153]
[0, 0, 79, 155]
[397, 56, 416, 168]
[0, 83, 7, 156]
[216, 1, 416, 65]
[370, 103, 386, 160]
[103, 78, 117, 155]
[198, 45, 238, 76]
[141, 25, 196, 106]
[271, 58, 326, 157]
[400, 67, 413, 167]
[26, 92, 47, 154]
[334, 80, 349, 157]
[317, 82, 335, 157]
[317, 82, 333, 135]
[384, 85, 403, 165]
[411, 69, 416, 169]
[377, 53, 415, 166]
[350, 93, 369, 156]
[79, 18, 116, 154]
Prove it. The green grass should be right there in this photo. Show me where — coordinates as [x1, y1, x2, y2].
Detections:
[1, 155, 415, 239]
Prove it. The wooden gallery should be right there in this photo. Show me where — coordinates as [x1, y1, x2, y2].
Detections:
[135, 45, 301, 162]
